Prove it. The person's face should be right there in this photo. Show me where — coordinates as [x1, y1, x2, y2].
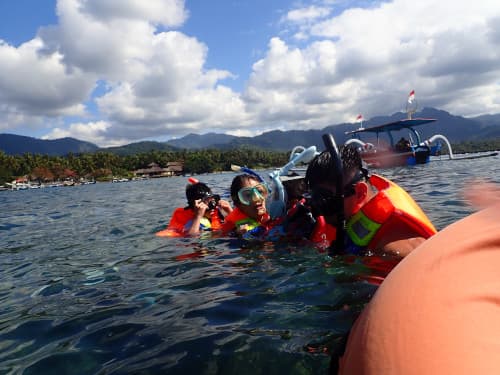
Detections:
[237, 179, 268, 219]
[311, 181, 366, 225]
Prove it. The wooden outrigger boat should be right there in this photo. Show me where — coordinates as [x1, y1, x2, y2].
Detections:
[345, 90, 497, 168]
[345, 117, 442, 168]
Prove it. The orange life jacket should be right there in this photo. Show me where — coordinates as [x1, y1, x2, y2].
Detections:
[156, 207, 212, 237]
[345, 174, 436, 249]
[222, 207, 272, 235]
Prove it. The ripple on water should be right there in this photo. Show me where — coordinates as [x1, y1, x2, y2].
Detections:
[1, 160, 498, 374]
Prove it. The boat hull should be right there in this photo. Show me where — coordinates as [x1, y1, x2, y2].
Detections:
[360, 146, 430, 168]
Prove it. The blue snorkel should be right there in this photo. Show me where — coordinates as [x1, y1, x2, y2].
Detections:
[322, 134, 345, 256]
[268, 146, 319, 220]
[268, 174, 286, 219]
[230, 164, 265, 183]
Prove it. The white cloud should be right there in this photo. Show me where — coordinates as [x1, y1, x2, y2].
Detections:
[245, 0, 500, 127]
[1, 0, 500, 146]
[42, 120, 127, 147]
[37, 0, 249, 143]
[281, 5, 332, 41]
[284, 6, 331, 23]
[80, 0, 188, 27]
[0, 38, 91, 116]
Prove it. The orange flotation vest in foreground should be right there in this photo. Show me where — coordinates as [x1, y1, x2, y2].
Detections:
[339, 202, 500, 374]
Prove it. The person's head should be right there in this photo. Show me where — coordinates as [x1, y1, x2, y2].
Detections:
[305, 145, 369, 221]
[281, 174, 308, 209]
[230, 174, 268, 219]
[185, 182, 220, 211]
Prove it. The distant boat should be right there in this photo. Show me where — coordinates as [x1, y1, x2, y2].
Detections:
[342, 90, 499, 168]
[344, 117, 446, 168]
[345, 116, 497, 168]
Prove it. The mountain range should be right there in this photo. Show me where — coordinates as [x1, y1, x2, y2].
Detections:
[2, 107, 500, 156]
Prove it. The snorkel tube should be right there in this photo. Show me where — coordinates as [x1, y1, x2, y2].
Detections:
[278, 146, 319, 177]
[230, 164, 265, 183]
[322, 134, 345, 256]
[268, 173, 286, 219]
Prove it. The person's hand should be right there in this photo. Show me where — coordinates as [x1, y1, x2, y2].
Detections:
[218, 199, 233, 215]
[193, 199, 208, 217]
[463, 181, 500, 210]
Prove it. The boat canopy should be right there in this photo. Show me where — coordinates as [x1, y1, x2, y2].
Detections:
[345, 118, 436, 136]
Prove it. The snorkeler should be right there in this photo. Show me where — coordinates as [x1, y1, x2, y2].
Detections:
[306, 142, 436, 256]
[221, 173, 273, 236]
[156, 179, 232, 237]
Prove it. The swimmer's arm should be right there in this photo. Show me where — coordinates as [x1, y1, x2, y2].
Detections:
[380, 236, 426, 257]
[186, 200, 207, 236]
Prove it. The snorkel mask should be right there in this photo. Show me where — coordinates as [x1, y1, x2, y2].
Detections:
[237, 183, 269, 205]
[310, 168, 368, 217]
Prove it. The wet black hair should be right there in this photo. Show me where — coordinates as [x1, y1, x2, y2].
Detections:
[281, 175, 308, 201]
[305, 145, 367, 191]
[185, 182, 212, 209]
[230, 173, 261, 206]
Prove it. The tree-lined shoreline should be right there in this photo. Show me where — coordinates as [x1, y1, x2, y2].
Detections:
[1, 139, 499, 188]
[0, 148, 290, 187]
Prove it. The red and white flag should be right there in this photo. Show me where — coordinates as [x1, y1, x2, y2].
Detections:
[355, 114, 363, 123]
[408, 90, 415, 104]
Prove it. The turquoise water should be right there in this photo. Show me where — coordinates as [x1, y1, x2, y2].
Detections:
[1, 154, 499, 374]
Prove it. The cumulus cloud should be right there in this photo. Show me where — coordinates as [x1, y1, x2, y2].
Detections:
[284, 6, 331, 23]
[246, 0, 500, 126]
[1, 0, 500, 146]
[0, 38, 91, 116]
[80, 0, 188, 27]
[42, 120, 128, 147]
[281, 5, 331, 40]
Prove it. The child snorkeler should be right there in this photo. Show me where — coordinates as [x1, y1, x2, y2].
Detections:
[156, 179, 232, 237]
[222, 173, 273, 236]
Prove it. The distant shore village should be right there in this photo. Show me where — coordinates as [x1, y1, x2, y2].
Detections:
[1, 161, 184, 191]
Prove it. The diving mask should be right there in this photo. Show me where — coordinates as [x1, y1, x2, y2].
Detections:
[237, 183, 269, 205]
[310, 169, 367, 216]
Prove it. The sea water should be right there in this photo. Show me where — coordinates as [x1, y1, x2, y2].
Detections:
[1, 154, 499, 374]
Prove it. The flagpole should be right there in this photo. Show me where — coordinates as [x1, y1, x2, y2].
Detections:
[355, 114, 364, 130]
[406, 90, 417, 119]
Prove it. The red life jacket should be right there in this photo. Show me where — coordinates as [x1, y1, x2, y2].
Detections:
[310, 216, 337, 250]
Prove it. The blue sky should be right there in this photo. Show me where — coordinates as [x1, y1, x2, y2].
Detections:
[1, 0, 499, 147]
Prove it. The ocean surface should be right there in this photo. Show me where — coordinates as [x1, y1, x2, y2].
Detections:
[1, 153, 499, 374]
